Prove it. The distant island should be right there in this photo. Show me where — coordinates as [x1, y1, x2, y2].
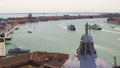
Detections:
[0, 13, 120, 35]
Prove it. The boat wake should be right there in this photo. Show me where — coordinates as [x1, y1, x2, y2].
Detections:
[102, 29, 120, 34]
[95, 44, 113, 53]
[118, 38, 120, 41]
[58, 25, 67, 29]
[114, 28, 120, 30]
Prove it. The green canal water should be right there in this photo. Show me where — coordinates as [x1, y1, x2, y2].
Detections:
[6, 18, 120, 65]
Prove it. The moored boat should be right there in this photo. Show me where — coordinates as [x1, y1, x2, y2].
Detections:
[5, 36, 12, 41]
[67, 24, 76, 31]
[8, 47, 30, 54]
[27, 30, 32, 33]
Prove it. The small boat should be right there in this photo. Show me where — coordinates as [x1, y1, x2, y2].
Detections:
[8, 47, 30, 54]
[10, 31, 14, 34]
[5, 36, 12, 41]
[67, 24, 76, 31]
[15, 27, 19, 30]
[27, 30, 32, 33]
[89, 24, 102, 30]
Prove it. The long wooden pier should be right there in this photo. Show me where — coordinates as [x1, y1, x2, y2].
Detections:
[0, 39, 6, 56]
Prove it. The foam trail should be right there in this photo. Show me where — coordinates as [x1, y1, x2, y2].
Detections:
[95, 44, 113, 53]
[114, 28, 120, 30]
[102, 29, 120, 34]
[118, 38, 120, 41]
[58, 25, 67, 29]
[95, 44, 107, 50]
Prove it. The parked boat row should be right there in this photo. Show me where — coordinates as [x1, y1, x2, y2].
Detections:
[1, 24, 30, 55]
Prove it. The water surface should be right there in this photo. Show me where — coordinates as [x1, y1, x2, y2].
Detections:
[5, 18, 120, 65]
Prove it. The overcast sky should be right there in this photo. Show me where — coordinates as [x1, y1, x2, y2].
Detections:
[0, 0, 120, 13]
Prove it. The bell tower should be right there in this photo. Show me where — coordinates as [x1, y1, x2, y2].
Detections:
[28, 13, 32, 19]
[77, 23, 96, 57]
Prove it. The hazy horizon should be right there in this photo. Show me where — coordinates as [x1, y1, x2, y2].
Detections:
[0, 0, 120, 13]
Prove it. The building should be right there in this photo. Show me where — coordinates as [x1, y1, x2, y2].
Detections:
[0, 20, 6, 26]
[0, 20, 7, 34]
[0, 51, 68, 68]
[28, 13, 32, 19]
[62, 23, 112, 68]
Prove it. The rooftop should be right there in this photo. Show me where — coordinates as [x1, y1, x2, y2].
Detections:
[0, 51, 68, 68]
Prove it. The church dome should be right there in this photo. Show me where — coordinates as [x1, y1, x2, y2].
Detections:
[62, 23, 112, 68]
[0, 20, 6, 26]
[81, 34, 93, 42]
[62, 56, 112, 68]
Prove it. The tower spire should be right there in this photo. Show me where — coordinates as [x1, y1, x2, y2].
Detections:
[85, 23, 89, 35]
[77, 23, 96, 57]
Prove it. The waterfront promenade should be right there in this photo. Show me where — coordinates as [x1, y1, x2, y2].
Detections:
[0, 40, 5, 56]
[5, 25, 19, 38]
[0, 25, 19, 56]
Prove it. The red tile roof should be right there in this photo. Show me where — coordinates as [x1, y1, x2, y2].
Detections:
[0, 51, 68, 68]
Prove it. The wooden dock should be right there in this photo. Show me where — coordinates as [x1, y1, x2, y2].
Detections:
[0, 39, 6, 56]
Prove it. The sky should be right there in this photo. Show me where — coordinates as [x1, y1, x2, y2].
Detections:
[0, 0, 120, 13]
